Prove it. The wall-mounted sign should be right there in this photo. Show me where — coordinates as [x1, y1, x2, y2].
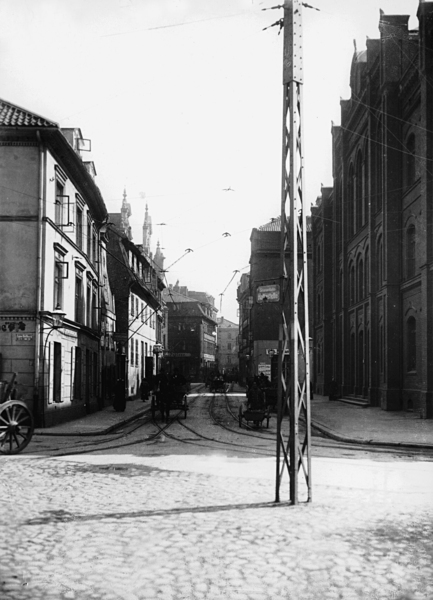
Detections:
[257, 284, 280, 303]
[16, 334, 33, 342]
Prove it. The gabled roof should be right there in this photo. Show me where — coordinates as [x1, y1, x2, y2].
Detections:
[0, 98, 57, 128]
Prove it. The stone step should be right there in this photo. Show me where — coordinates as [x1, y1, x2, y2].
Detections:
[336, 397, 369, 408]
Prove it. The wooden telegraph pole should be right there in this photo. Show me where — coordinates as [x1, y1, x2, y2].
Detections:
[275, 0, 312, 504]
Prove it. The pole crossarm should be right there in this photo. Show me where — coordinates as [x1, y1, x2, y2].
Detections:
[275, 0, 312, 505]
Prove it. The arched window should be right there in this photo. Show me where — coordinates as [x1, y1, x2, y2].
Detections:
[348, 164, 355, 237]
[357, 258, 364, 301]
[350, 264, 355, 304]
[355, 152, 363, 229]
[377, 236, 383, 288]
[406, 134, 416, 187]
[406, 224, 416, 279]
[407, 317, 416, 371]
[365, 248, 369, 296]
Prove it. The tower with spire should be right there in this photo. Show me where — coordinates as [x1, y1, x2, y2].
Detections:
[120, 188, 132, 240]
[142, 203, 152, 257]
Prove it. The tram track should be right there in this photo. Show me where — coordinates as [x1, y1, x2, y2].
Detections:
[24, 388, 433, 461]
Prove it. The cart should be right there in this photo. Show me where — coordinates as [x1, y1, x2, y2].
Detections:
[0, 373, 34, 454]
[209, 378, 226, 393]
[238, 404, 271, 428]
[151, 384, 189, 421]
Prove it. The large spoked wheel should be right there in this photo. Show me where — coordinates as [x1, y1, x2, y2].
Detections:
[0, 401, 34, 455]
[183, 396, 188, 419]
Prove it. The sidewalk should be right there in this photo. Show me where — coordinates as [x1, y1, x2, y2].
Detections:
[34, 383, 207, 437]
[311, 394, 433, 450]
[232, 384, 433, 450]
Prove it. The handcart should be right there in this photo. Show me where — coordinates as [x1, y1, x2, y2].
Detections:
[238, 404, 271, 428]
[0, 373, 34, 454]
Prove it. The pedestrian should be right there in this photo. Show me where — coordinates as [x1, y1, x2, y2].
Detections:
[140, 377, 150, 401]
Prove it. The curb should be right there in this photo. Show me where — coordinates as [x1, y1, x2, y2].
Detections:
[311, 419, 433, 451]
[34, 405, 151, 437]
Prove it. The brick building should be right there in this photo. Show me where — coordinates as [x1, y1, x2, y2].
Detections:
[311, 2, 433, 418]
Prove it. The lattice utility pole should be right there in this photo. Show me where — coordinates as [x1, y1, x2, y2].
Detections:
[275, 0, 312, 504]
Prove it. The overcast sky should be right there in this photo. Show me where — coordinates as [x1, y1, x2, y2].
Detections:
[0, 0, 419, 322]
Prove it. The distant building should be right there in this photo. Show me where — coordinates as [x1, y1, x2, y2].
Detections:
[107, 193, 165, 399]
[163, 283, 217, 381]
[0, 99, 108, 426]
[238, 217, 313, 387]
[216, 316, 239, 376]
[311, 3, 433, 418]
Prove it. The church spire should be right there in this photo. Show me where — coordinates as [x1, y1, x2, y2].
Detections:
[120, 188, 132, 240]
[154, 240, 165, 271]
[142, 202, 152, 256]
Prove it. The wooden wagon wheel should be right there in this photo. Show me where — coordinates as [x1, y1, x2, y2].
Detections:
[0, 401, 34, 455]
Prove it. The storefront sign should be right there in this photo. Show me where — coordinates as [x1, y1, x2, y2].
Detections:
[16, 333, 33, 342]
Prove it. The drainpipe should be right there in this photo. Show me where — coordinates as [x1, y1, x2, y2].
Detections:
[33, 130, 47, 427]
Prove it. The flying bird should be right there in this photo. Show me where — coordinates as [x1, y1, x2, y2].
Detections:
[222, 187, 235, 192]
[222, 232, 231, 237]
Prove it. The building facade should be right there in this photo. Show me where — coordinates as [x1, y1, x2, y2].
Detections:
[163, 284, 217, 381]
[107, 194, 165, 400]
[238, 217, 312, 387]
[311, 3, 433, 418]
[216, 316, 239, 378]
[0, 100, 108, 426]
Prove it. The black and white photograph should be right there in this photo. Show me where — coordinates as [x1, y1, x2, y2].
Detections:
[0, 1, 432, 599]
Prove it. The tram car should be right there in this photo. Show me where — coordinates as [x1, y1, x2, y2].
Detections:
[209, 376, 226, 393]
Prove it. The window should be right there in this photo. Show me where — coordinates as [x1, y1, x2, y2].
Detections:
[136, 298, 139, 318]
[135, 339, 139, 367]
[73, 346, 82, 399]
[406, 225, 416, 279]
[141, 303, 144, 322]
[357, 258, 364, 301]
[406, 134, 416, 187]
[130, 338, 134, 365]
[92, 230, 97, 265]
[86, 284, 91, 327]
[227, 342, 232, 351]
[92, 288, 98, 329]
[131, 295, 135, 316]
[75, 274, 83, 323]
[377, 237, 383, 288]
[53, 342, 62, 403]
[87, 218, 92, 260]
[350, 265, 355, 304]
[54, 259, 64, 310]
[407, 317, 416, 371]
[76, 206, 83, 250]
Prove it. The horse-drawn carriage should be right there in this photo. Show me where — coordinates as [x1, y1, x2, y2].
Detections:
[0, 373, 34, 454]
[150, 383, 189, 422]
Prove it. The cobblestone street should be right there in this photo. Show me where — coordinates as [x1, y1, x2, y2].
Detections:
[1, 446, 433, 600]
